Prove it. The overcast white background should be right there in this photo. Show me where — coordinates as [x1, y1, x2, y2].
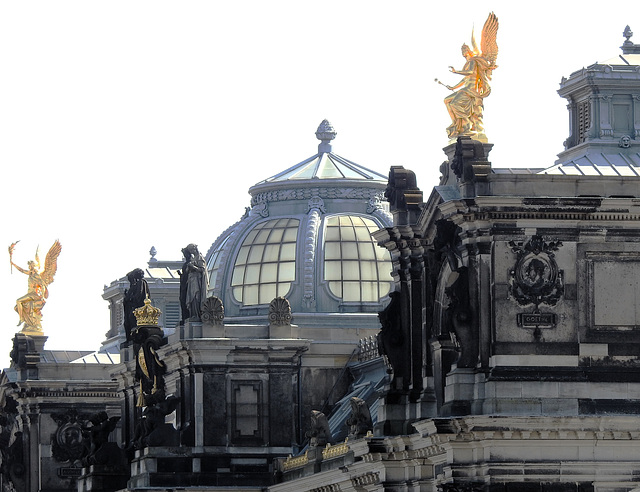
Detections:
[1, 1, 638, 367]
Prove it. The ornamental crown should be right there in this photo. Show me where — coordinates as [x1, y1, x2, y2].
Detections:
[133, 296, 161, 327]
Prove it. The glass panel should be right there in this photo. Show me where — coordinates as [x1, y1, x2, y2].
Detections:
[259, 284, 277, 304]
[324, 242, 341, 260]
[263, 244, 280, 262]
[378, 262, 393, 279]
[358, 242, 376, 260]
[247, 245, 265, 263]
[236, 246, 250, 265]
[355, 226, 372, 241]
[261, 263, 278, 282]
[324, 260, 341, 281]
[244, 285, 258, 305]
[276, 282, 292, 298]
[339, 216, 352, 226]
[341, 243, 359, 260]
[342, 281, 361, 302]
[245, 264, 261, 284]
[231, 266, 245, 286]
[325, 216, 339, 227]
[329, 281, 342, 297]
[380, 281, 393, 297]
[283, 227, 298, 242]
[375, 246, 391, 261]
[255, 229, 271, 243]
[342, 260, 360, 280]
[233, 287, 243, 303]
[280, 243, 296, 260]
[324, 227, 340, 241]
[361, 282, 377, 301]
[360, 261, 378, 281]
[269, 228, 284, 242]
[246, 229, 261, 243]
[340, 226, 356, 242]
[279, 262, 296, 281]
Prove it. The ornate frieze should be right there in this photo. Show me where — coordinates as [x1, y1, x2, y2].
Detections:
[251, 186, 383, 206]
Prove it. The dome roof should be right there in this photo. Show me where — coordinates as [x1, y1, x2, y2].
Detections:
[205, 121, 393, 318]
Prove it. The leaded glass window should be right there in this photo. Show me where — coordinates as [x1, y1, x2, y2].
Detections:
[207, 234, 231, 294]
[323, 215, 393, 302]
[231, 218, 299, 305]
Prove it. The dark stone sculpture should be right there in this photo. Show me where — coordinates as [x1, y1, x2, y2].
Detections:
[377, 291, 410, 392]
[346, 397, 372, 439]
[269, 296, 292, 326]
[123, 268, 149, 341]
[444, 268, 477, 368]
[305, 410, 332, 447]
[179, 244, 209, 323]
[82, 412, 124, 467]
[129, 396, 181, 450]
[201, 296, 224, 325]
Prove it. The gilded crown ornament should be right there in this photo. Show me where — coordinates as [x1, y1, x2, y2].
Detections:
[133, 296, 161, 327]
[436, 12, 499, 142]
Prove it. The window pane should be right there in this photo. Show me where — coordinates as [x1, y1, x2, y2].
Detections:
[342, 281, 361, 301]
[276, 283, 292, 298]
[324, 227, 341, 241]
[360, 261, 378, 281]
[255, 229, 271, 244]
[324, 260, 341, 281]
[259, 284, 277, 304]
[358, 243, 376, 260]
[233, 287, 243, 302]
[324, 242, 341, 260]
[279, 262, 296, 282]
[361, 282, 377, 301]
[378, 262, 393, 279]
[355, 226, 372, 241]
[340, 227, 356, 242]
[283, 228, 298, 242]
[329, 281, 342, 297]
[247, 245, 265, 263]
[342, 261, 360, 280]
[244, 285, 258, 305]
[261, 263, 278, 282]
[236, 246, 250, 265]
[280, 243, 296, 260]
[231, 266, 245, 286]
[263, 244, 280, 262]
[245, 264, 260, 284]
[269, 228, 284, 242]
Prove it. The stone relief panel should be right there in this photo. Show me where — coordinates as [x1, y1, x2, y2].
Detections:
[585, 252, 640, 331]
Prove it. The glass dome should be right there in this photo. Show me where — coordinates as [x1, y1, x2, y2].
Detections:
[205, 120, 393, 317]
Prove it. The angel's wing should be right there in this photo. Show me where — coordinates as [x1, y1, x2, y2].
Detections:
[480, 12, 499, 65]
[41, 240, 62, 285]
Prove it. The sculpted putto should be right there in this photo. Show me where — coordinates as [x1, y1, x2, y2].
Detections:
[438, 12, 499, 142]
[8, 240, 62, 333]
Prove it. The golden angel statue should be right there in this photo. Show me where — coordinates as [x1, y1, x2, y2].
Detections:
[8, 240, 62, 333]
[439, 12, 499, 142]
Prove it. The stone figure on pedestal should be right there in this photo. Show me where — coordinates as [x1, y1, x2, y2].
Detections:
[123, 268, 149, 341]
[179, 244, 209, 322]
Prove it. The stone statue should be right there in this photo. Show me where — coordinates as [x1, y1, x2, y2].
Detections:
[306, 410, 333, 447]
[438, 13, 499, 142]
[128, 396, 181, 450]
[82, 412, 122, 466]
[179, 244, 209, 322]
[346, 397, 372, 439]
[123, 268, 149, 341]
[8, 240, 62, 333]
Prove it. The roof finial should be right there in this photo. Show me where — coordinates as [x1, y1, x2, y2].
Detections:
[621, 26, 640, 54]
[316, 119, 337, 153]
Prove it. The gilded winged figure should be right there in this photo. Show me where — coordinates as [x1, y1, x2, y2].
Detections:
[8, 240, 62, 333]
[441, 12, 499, 141]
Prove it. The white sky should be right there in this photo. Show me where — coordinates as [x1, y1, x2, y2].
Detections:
[1, 1, 639, 367]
